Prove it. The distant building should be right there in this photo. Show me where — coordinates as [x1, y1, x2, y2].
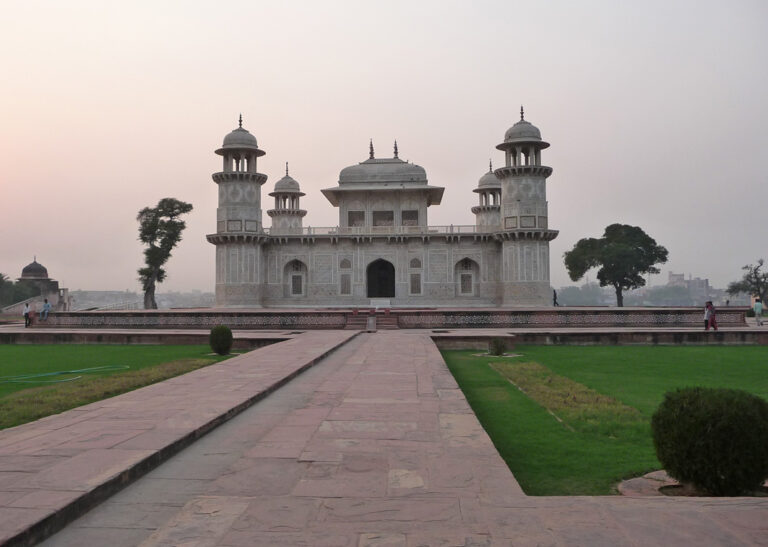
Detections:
[1, 258, 71, 315]
[666, 271, 741, 305]
[207, 110, 559, 307]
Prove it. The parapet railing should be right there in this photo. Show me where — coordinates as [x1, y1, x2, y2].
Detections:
[266, 225, 480, 236]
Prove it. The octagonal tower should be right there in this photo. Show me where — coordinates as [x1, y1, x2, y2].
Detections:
[495, 107, 558, 305]
[206, 116, 268, 306]
[267, 163, 306, 235]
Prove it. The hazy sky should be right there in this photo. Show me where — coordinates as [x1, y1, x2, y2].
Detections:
[1, 0, 766, 293]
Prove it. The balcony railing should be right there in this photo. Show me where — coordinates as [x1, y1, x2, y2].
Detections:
[266, 225, 481, 236]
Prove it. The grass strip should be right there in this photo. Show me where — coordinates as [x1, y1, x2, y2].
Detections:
[490, 361, 643, 436]
[0, 348, 232, 429]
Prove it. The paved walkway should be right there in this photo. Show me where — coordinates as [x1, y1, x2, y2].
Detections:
[0, 330, 358, 545]
[37, 332, 768, 546]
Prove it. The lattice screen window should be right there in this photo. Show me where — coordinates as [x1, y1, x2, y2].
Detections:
[409, 258, 422, 269]
[339, 258, 351, 269]
[348, 211, 365, 227]
[402, 210, 419, 226]
[410, 273, 422, 295]
[291, 274, 303, 296]
[460, 273, 473, 295]
[340, 273, 352, 295]
[372, 211, 394, 227]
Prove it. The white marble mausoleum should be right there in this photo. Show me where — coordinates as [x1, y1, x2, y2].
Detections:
[206, 109, 558, 307]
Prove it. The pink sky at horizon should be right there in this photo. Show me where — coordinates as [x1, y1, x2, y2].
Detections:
[1, 0, 766, 294]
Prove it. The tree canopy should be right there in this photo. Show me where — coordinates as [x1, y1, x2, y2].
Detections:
[564, 223, 669, 307]
[137, 198, 193, 309]
[726, 259, 767, 303]
[0, 274, 41, 308]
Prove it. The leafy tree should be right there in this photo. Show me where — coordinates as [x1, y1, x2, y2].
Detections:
[137, 198, 193, 309]
[0, 275, 40, 307]
[727, 259, 768, 304]
[564, 224, 668, 307]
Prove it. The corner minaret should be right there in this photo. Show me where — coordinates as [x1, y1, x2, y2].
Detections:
[267, 163, 307, 235]
[495, 107, 558, 305]
[206, 116, 268, 306]
[471, 160, 501, 230]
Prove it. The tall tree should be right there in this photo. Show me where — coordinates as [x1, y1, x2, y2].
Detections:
[564, 224, 669, 307]
[137, 198, 193, 309]
[727, 259, 768, 303]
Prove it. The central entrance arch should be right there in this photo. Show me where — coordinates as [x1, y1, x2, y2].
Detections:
[366, 259, 395, 298]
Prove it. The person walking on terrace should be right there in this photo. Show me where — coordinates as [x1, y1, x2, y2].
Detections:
[704, 301, 718, 331]
[755, 298, 764, 326]
[23, 303, 31, 327]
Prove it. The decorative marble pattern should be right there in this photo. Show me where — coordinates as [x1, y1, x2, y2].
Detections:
[47, 313, 346, 329]
[398, 310, 745, 328]
[43, 309, 745, 331]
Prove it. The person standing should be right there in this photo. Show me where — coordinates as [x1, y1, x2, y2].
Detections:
[41, 299, 51, 321]
[755, 298, 764, 327]
[704, 301, 718, 331]
[23, 303, 31, 327]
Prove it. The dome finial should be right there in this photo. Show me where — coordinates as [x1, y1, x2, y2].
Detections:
[238, 113, 243, 128]
[34, 255, 36, 262]
[285, 162, 289, 176]
[394, 140, 399, 159]
[520, 105, 525, 121]
[369, 139, 374, 159]
[489, 159, 493, 172]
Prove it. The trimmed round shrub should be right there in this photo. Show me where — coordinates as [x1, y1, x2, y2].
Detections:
[746, 309, 756, 318]
[489, 338, 507, 356]
[209, 325, 233, 355]
[651, 387, 768, 496]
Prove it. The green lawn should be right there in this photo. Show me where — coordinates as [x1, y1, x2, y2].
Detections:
[441, 346, 768, 496]
[0, 345, 233, 429]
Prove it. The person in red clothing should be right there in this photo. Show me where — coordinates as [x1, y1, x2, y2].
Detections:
[704, 301, 718, 331]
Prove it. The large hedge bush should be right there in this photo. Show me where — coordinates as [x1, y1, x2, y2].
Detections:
[651, 387, 768, 496]
[209, 325, 233, 355]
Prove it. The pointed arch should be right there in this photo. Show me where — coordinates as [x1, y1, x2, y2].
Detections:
[366, 259, 395, 298]
[283, 259, 308, 297]
[454, 257, 479, 296]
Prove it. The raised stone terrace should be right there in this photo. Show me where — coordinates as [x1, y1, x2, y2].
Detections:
[0, 330, 765, 545]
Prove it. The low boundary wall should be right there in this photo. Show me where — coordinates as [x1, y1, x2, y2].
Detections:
[33, 307, 747, 330]
[398, 308, 747, 329]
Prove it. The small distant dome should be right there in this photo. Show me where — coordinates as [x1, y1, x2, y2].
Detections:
[215, 116, 265, 156]
[504, 119, 542, 143]
[222, 127, 259, 149]
[477, 169, 499, 189]
[274, 174, 301, 193]
[21, 259, 48, 279]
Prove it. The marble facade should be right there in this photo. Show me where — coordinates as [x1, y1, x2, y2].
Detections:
[207, 110, 558, 307]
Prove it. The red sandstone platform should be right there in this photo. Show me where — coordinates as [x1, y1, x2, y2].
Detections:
[0, 331, 763, 545]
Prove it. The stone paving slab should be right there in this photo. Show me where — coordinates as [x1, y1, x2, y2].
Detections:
[0, 330, 357, 546]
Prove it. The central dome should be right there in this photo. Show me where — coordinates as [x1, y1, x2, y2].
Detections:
[339, 157, 427, 185]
